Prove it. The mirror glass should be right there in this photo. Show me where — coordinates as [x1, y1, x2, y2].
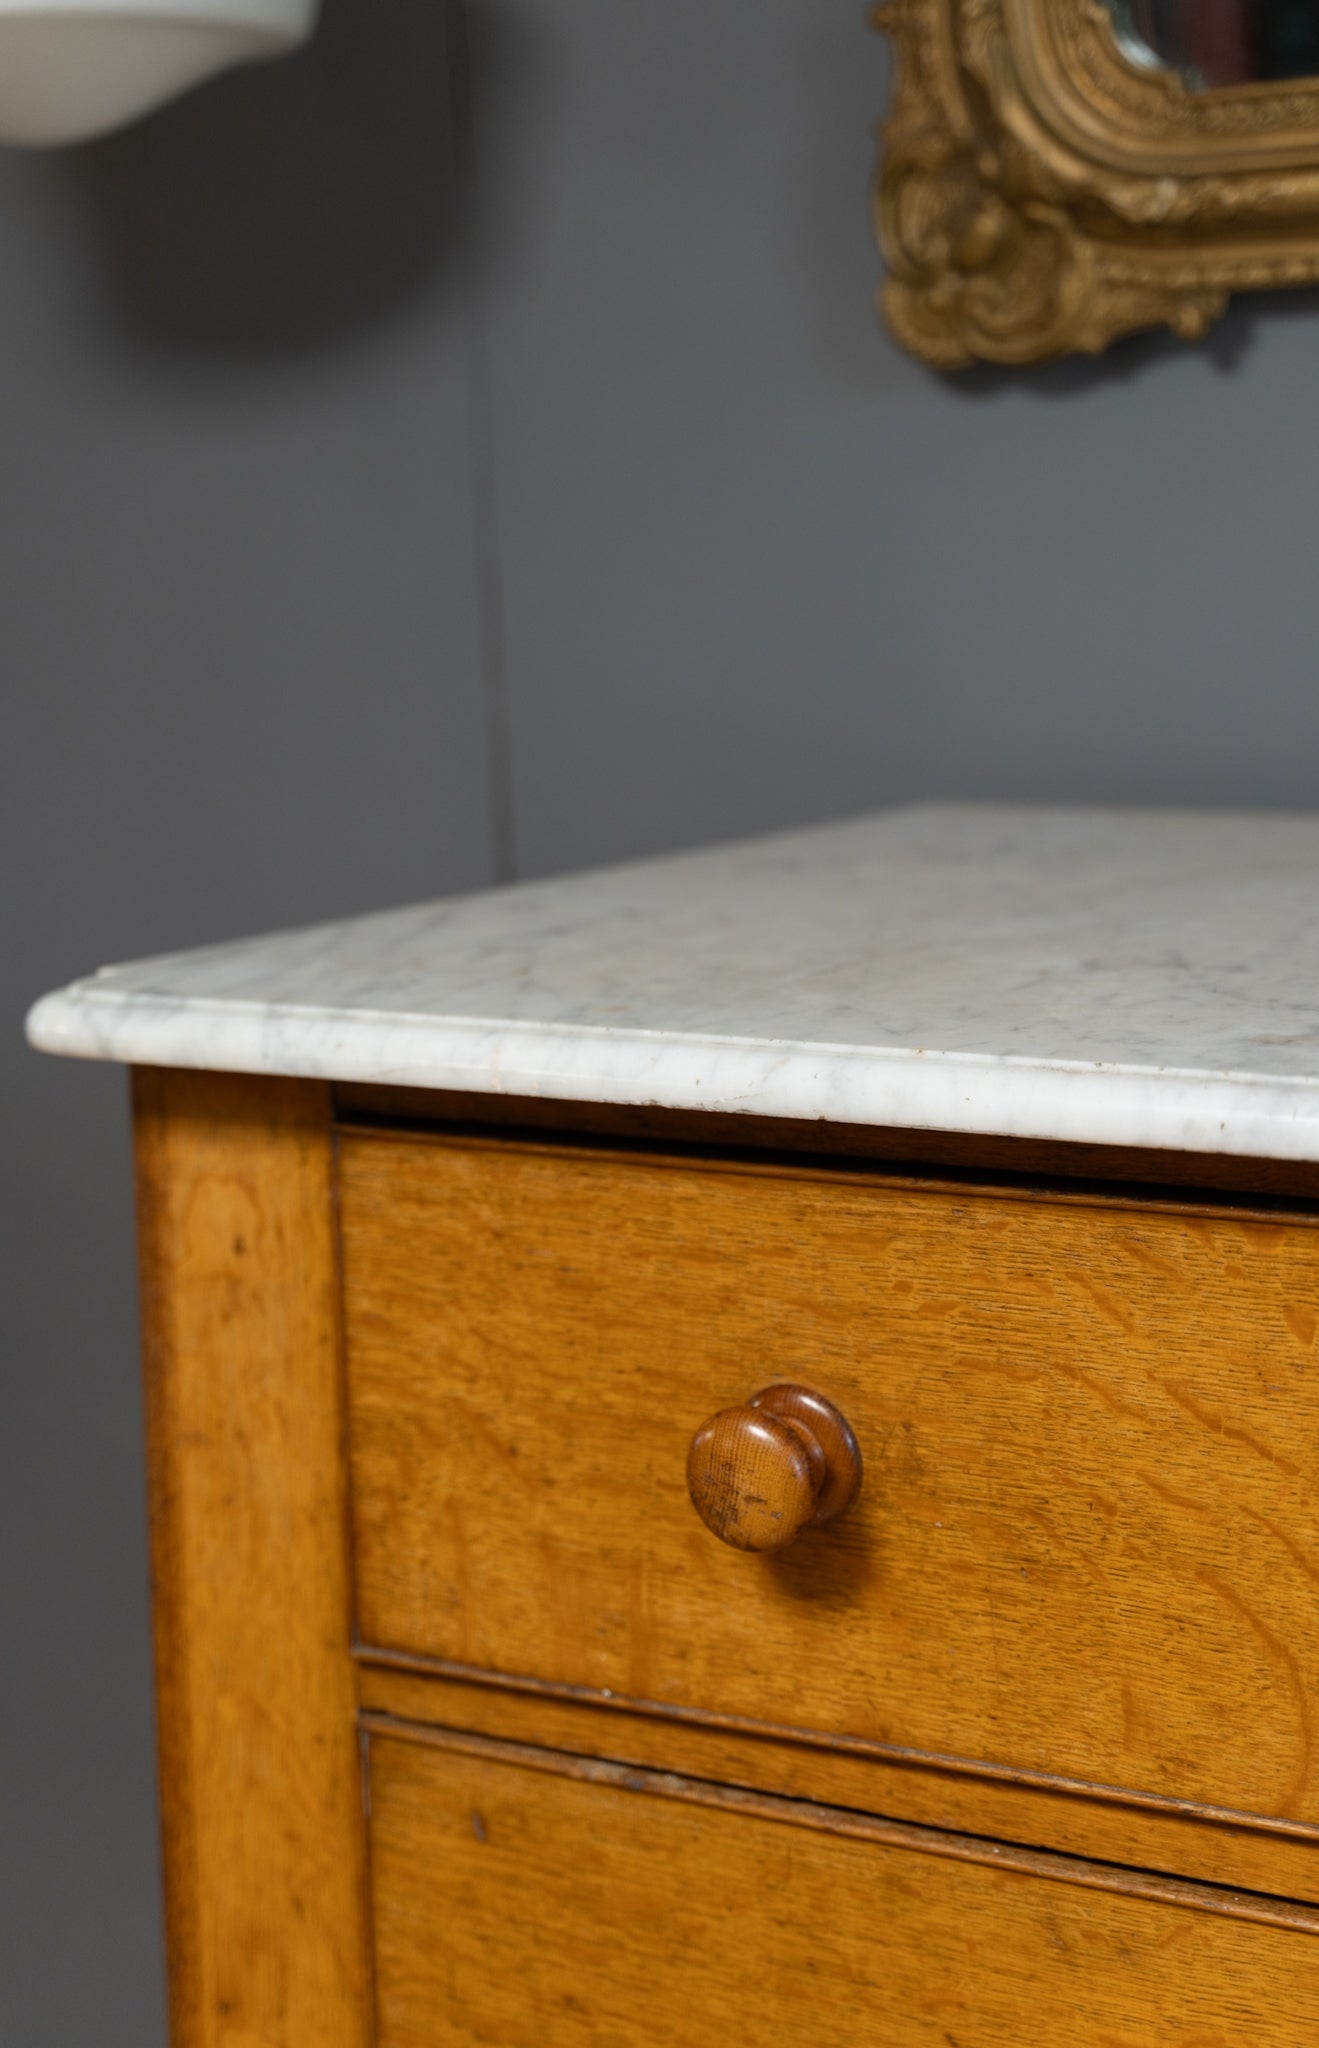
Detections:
[1109, 0, 1319, 88]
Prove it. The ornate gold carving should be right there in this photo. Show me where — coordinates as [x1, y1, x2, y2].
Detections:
[875, 0, 1319, 367]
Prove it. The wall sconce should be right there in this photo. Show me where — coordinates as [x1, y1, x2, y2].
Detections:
[0, 0, 320, 147]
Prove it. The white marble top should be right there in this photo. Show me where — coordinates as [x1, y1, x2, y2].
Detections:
[27, 805, 1319, 1160]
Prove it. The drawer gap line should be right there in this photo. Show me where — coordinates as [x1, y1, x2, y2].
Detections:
[359, 1711, 1319, 1938]
[353, 1644, 1319, 1847]
[330, 1099, 1319, 1215]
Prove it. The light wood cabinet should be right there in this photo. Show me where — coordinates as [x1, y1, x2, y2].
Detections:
[33, 806, 1319, 2042]
[132, 1068, 1319, 2046]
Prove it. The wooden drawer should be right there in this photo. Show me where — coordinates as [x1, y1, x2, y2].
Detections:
[366, 1723, 1319, 2047]
[340, 1128, 1319, 1829]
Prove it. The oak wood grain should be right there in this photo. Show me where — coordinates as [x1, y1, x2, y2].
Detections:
[357, 1661, 1319, 1907]
[367, 1724, 1319, 2047]
[340, 1128, 1319, 1826]
[135, 1068, 369, 2048]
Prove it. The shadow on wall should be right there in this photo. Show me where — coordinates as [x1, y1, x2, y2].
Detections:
[57, 0, 467, 360]
[948, 280, 1319, 399]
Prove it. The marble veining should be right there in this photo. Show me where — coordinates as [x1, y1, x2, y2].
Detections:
[27, 805, 1319, 1159]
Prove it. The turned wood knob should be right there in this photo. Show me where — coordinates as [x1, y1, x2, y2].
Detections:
[686, 1384, 862, 1553]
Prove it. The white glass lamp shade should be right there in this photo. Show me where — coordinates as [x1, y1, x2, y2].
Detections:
[0, 0, 320, 146]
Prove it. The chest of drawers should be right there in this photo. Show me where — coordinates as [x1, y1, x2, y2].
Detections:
[30, 805, 1319, 2045]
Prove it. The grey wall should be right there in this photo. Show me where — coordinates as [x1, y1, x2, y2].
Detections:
[1, 6, 493, 2040]
[4, 2, 1319, 2041]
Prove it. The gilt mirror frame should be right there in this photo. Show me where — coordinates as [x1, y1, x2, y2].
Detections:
[874, 0, 1319, 366]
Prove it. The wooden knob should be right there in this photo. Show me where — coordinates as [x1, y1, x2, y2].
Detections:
[686, 1384, 862, 1553]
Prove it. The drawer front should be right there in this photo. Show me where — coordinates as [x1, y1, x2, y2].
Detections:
[341, 1132, 1319, 1824]
[367, 1728, 1319, 2047]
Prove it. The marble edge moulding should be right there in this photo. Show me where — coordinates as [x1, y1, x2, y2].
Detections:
[872, 0, 1319, 366]
[26, 979, 1319, 1165]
